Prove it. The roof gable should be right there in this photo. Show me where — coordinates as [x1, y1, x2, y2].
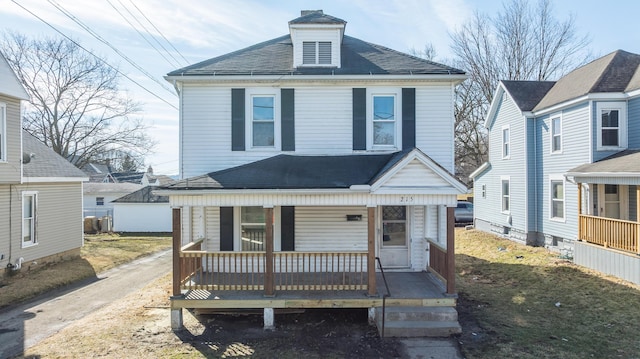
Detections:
[0, 51, 29, 100]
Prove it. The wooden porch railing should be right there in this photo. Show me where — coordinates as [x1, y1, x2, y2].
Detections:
[178, 248, 368, 292]
[578, 214, 640, 254]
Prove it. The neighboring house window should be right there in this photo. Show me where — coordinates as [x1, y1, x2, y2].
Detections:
[550, 177, 565, 220]
[22, 192, 37, 247]
[373, 95, 396, 146]
[251, 95, 276, 148]
[302, 41, 332, 65]
[551, 116, 562, 153]
[501, 177, 510, 213]
[502, 126, 510, 158]
[240, 206, 265, 251]
[596, 102, 627, 150]
[0, 102, 5, 162]
[481, 184, 486, 198]
[96, 197, 105, 206]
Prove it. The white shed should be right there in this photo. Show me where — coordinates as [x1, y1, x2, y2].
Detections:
[112, 186, 171, 232]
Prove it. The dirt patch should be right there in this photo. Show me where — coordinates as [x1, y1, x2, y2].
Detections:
[24, 273, 404, 358]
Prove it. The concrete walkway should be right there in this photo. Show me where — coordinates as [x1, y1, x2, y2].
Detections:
[401, 338, 464, 359]
[0, 249, 172, 358]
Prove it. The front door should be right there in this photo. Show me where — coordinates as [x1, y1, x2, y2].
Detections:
[598, 184, 628, 220]
[378, 206, 410, 268]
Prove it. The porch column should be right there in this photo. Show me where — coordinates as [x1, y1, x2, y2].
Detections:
[367, 206, 377, 296]
[172, 207, 182, 296]
[446, 206, 456, 295]
[264, 207, 275, 297]
[637, 187, 640, 255]
[578, 183, 583, 240]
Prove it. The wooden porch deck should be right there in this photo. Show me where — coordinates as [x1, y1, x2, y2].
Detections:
[171, 272, 455, 310]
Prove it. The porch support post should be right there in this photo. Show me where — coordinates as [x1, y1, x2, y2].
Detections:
[578, 183, 583, 240]
[172, 207, 182, 296]
[637, 186, 640, 255]
[446, 206, 456, 295]
[171, 207, 183, 331]
[264, 308, 275, 330]
[367, 206, 377, 296]
[265, 207, 275, 297]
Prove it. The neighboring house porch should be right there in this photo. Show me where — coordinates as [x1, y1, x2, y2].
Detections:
[567, 150, 640, 285]
[163, 149, 466, 336]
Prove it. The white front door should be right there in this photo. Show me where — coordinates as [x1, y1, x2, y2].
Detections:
[598, 184, 628, 220]
[378, 206, 410, 268]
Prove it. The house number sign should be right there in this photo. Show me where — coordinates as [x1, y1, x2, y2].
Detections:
[400, 196, 415, 203]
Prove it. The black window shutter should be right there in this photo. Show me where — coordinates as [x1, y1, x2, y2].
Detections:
[352, 88, 367, 150]
[281, 89, 295, 151]
[281, 206, 295, 251]
[231, 89, 245, 151]
[402, 88, 416, 150]
[220, 207, 234, 251]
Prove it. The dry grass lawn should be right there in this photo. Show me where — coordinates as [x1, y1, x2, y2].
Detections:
[456, 229, 640, 359]
[0, 233, 171, 310]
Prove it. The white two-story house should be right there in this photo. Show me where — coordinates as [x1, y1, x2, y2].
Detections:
[162, 10, 468, 336]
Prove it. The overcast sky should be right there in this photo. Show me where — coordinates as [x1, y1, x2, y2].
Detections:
[2, 0, 640, 175]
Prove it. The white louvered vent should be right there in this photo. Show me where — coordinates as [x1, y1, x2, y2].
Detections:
[318, 42, 332, 64]
[303, 42, 316, 65]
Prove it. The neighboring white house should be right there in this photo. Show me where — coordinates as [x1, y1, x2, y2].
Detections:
[112, 186, 171, 232]
[161, 10, 468, 336]
[1, 51, 87, 271]
[83, 182, 142, 218]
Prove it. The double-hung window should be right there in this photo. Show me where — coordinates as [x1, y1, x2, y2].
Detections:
[302, 41, 332, 65]
[372, 94, 397, 147]
[596, 102, 627, 150]
[23, 192, 37, 247]
[502, 126, 510, 158]
[250, 94, 276, 148]
[501, 177, 510, 213]
[96, 197, 105, 206]
[550, 177, 565, 220]
[551, 116, 562, 153]
[0, 102, 6, 162]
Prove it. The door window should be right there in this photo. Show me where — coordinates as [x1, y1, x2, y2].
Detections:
[382, 206, 406, 247]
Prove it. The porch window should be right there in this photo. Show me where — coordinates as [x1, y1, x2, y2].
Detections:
[502, 126, 510, 159]
[501, 178, 510, 213]
[550, 180, 564, 219]
[382, 206, 406, 246]
[551, 116, 562, 153]
[251, 96, 275, 147]
[240, 206, 266, 251]
[373, 95, 396, 146]
[23, 192, 37, 247]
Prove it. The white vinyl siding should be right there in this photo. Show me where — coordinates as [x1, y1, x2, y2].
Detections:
[415, 85, 455, 171]
[295, 87, 352, 153]
[112, 203, 171, 232]
[291, 27, 342, 67]
[296, 206, 368, 251]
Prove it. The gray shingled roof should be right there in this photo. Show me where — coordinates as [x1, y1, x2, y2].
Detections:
[164, 151, 415, 190]
[534, 50, 640, 111]
[83, 182, 142, 194]
[22, 131, 86, 179]
[567, 149, 640, 175]
[166, 35, 464, 77]
[289, 10, 346, 25]
[501, 80, 556, 111]
[112, 186, 169, 203]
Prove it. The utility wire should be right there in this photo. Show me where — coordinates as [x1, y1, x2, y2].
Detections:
[47, 0, 177, 97]
[127, 0, 190, 66]
[10, 0, 178, 110]
[108, 0, 181, 69]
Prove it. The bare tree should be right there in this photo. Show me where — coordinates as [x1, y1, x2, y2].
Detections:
[409, 43, 437, 61]
[450, 0, 591, 181]
[1, 32, 154, 168]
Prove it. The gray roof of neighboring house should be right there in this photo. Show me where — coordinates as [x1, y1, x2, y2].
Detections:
[567, 149, 640, 174]
[22, 131, 87, 179]
[112, 186, 169, 203]
[533, 50, 640, 111]
[83, 182, 142, 194]
[164, 150, 415, 190]
[289, 10, 346, 24]
[111, 172, 145, 184]
[501, 80, 556, 111]
[166, 35, 464, 77]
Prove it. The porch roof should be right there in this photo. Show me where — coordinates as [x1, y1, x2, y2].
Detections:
[566, 149, 640, 184]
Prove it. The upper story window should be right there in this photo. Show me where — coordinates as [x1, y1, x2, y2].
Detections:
[596, 102, 627, 151]
[551, 116, 562, 153]
[252, 96, 275, 147]
[0, 102, 6, 162]
[23, 191, 37, 247]
[502, 126, 510, 159]
[373, 95, 396, 146]
[302, 41, 332, 65]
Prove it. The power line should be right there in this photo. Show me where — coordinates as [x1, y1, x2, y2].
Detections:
[10, 0, 178, 110]
[47, 0, 177, 97]
[127, 0, 190, 66]
[108, 0, 181, 69]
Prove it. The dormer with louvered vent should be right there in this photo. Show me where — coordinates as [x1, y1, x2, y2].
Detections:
[289, 10, 346, 68]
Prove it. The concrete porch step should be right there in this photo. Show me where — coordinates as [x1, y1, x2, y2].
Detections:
[375, 306, 462, 337]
